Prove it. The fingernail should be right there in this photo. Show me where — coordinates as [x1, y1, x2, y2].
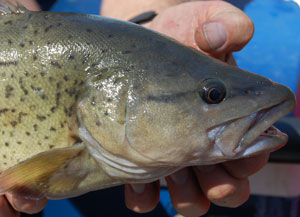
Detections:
[131, 184, 145, 194]
[203, 22, 227, 50]
[170, 169, 189, 185]
[197, 165, 216, 173]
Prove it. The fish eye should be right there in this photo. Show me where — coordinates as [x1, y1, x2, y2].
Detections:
[199, 79, 226, 104]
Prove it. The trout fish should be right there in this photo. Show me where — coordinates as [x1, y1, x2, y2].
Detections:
[0, 1, 295, 199]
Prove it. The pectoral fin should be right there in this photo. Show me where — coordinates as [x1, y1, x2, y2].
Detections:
[0, 144, 89, 199]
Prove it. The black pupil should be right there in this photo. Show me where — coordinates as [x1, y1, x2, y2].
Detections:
[209, 88, 222, 102]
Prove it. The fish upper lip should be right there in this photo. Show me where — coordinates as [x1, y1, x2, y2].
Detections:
[208, 98, 294, 157]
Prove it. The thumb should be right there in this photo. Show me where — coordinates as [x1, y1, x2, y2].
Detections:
[195, 1, 254, 55]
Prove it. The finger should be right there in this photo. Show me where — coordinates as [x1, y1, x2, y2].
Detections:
[194, 165, 250, 208]
[166, 168, 210, 217]
[125, 181, 160, 213]
[0, 195, 20, 217]
[5, 194, 47, 214]
[223, 153, 270, 179]
[194, 1, 254, 55]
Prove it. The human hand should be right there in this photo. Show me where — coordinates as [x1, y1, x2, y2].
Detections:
[120, 2, 270, 217]
[0, 194, 47, 216]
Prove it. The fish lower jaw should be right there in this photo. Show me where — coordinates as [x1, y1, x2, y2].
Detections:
[208, 99, 293, 158]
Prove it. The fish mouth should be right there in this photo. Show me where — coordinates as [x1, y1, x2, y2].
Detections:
[207, 99, 294, 158]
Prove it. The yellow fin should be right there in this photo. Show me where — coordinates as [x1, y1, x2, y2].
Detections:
[0, 0, 28, 15]
[0, 144, 89, 199]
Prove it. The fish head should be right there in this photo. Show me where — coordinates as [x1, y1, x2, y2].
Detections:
[78, 32, 295, 167]
[119, 52, 295, 166]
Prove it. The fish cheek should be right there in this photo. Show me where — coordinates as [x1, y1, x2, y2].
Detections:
[125, 100, 210, 165]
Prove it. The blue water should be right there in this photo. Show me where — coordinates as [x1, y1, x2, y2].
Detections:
[45, 0, 300, 216]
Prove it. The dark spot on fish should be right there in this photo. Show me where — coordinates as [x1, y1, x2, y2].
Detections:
[51, 61, 62, 69]
[10, 121, 17, 127]
[68, 34, 72, 39]
[5, 142, 9, 147]
[23, 25, 28, 29]
[11, 109, 15, 113]
[104, 111, 109, 116]
[44, 136, 49, 140]
[74, 79, 78, 85]
[29, 105, 36, 110]
[48, 77, 54, 82]
[122, 50, 131, 54]
[45, 25, 54, 33]
[50, 106, 56, 113]
[57, 22, 62, 27]
[26, 132, 31, 136]
[91, 96, 96, 105]
[108, 34, 113, 38]
[1, 131, 4, 135]
[0, 61, 18, 66]
[96, 120, 101, 126]
[7, 39, 12, 45]
[3, 154, 6, 158]
[40, 71, 46, 77]
[19, 77, 28, 95]
[11, 73, 15, 78]
[91, 63, 98, 68]
[38, 142, 42, 146]
[24, 71, 30, 77]
[20, 97, 25, 102]
[19, 43, 25, 48]
[33, 55, 38, 60]
[86, 28, 92, 33]
[131, 44, 137, 48]
[63, 75, 69, 81]
[49, 145, 54, 149]
[0, 108, 8, 115]
[34, 29, 39, 35]
[36, 115, 46, 121]
[41, 95, 47, 100]
[50, 127, 56, 131]
[60, 122, 64, 128]
[4, 20, 12, 25]
[64, 106, 73, 117]
[56, 81, 62, 89]
[107, 98, 112, 102]
[79, 81, 84, 86]
[29, 40, 34, 45]
[18, 112, 28, 123]
[56, 92, 61, 106]
[17, 141, 22, 145]
[65, 88, 76, 97]
[5, 85, 14, 98]
[30, 85, 42, 92]
[244, 90, 250, 95]
[33, 75, 37, 79]
[33, 124, 38, 131]
[68, 55, 75, 60]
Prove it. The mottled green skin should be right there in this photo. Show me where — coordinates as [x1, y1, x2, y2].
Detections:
[0, 12, 113, 170]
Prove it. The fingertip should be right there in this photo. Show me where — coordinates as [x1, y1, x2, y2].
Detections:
[6, 194, 47, 214]
[195, 2, 254, 55]
[194, 165, 250, 208]
[0, 195, 20, 217]
[166, 168, 210, 217]
[125, 181, 160, 213]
